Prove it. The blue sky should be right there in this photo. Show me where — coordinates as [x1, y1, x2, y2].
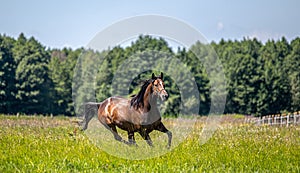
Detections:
[1, 0, 299, 49]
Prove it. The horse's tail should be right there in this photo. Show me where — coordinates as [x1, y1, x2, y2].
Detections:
[78, 102, 102, 131]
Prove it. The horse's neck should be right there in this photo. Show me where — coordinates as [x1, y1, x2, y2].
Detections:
[141, 91, 161, 124]
[149, 95, 158, 108]
[143, 85, 158, 112]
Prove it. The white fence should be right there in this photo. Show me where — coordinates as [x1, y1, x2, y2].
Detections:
[254, 112, 300, 126]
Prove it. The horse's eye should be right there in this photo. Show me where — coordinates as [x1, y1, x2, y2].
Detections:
[154, 84, 158, 87]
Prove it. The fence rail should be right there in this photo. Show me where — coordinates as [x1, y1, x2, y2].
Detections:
[253, 112, 300, 126]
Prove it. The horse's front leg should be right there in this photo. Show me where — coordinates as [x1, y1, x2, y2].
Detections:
[138, 130, 153, 147]
[127, 131, 138, 146]
[145, 133, 153, 147]
[155, 122, 172, 149]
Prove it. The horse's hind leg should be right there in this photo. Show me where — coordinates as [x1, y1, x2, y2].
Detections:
[155, 122, 172, 149]
[81, 112, 93, 131]
[80, 104, 97, 131]
[106, 124, 130, 145]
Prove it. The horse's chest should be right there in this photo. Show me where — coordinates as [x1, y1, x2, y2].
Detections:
[140, 111, 160, 125]
[141, 119, 161, 131]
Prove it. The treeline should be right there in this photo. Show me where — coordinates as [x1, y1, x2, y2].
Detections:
[0, 33, 299, 116]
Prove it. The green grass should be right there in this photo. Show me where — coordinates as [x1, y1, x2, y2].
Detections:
[0, 115, 299, 172]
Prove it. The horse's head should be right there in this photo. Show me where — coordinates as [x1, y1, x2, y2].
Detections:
[151, 72, 169, 101]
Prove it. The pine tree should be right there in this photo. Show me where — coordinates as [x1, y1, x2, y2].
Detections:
[285, 38, 300, 111]
[48, 48, 81, 115]
[0, 35, 16, 113]
[257, 39, 291, 115]
[13, 34, 51, 114]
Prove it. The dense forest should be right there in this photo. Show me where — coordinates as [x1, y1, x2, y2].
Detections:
[0, 33, 299, 116]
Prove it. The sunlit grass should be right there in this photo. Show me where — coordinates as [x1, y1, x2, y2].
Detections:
[0, 115, 299, 172]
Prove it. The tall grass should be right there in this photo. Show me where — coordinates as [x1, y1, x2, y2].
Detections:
[0, 115, 299, 172]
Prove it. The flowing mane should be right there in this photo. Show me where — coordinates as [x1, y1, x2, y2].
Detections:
[130, 78, 154, 109]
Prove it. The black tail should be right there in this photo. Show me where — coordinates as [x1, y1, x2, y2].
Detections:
[78, 102, 102, 131]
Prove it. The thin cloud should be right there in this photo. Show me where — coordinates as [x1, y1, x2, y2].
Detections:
[217, 22, 224, 31]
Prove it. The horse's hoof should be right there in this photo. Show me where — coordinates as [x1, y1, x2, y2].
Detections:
[149, 144, 154, 148]
[132, 143, 138, 147]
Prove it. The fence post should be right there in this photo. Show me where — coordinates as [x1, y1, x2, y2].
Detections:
[276, 114, 280, 125]
[259, 117, 262, 125]
[254, 112, 300, 126]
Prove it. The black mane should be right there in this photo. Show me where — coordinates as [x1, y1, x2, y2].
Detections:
[130, 79, 153, 109]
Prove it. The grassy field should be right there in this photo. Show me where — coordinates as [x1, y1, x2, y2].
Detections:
[0, 115, 299, 172]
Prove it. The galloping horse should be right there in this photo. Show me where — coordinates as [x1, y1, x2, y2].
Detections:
[80, 72, 172, 148]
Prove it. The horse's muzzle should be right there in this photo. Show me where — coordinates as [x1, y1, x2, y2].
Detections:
[161, 93, 169, 101]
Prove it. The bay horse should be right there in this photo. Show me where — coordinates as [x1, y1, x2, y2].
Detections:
[80, 72, 172, 148]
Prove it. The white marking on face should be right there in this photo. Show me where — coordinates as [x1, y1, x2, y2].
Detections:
[159, 80, 163, 88]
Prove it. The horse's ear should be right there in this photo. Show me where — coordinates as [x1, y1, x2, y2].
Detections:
[152, 73, 155, 79]
[160, 72, 163, 80]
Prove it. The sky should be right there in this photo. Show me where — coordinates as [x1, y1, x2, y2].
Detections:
[1, 0, 300, 49]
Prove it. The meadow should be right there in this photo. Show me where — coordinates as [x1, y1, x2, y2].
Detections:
[0, 115, 299, 172]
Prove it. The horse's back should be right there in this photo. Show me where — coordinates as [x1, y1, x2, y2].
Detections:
[97, 96, 162, 132]
[97, 96, 140, 125]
